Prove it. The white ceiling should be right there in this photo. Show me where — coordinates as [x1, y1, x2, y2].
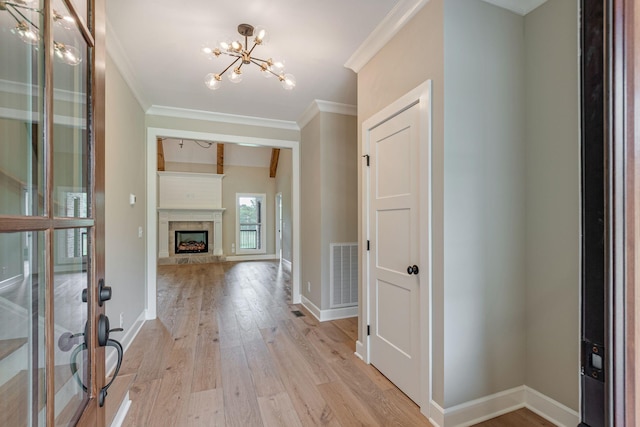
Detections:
[106, 0, 398, 123]
[162, 139, 274, 168]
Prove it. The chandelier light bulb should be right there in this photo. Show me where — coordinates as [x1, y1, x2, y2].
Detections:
[228, 68, 243, 83]
[54, 42, 82, 66]
[280, 73, 296, 90]
[231, 40, 242, 52]
[204, 73, 222, 90]
[253, 26, 269, 45]
[202, 46, 213, 55]
[53, 10, 75, 29]
[272, 60, 285, 74]
[14, 21, 39, 45]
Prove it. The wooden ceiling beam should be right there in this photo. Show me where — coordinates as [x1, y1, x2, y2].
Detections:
[269, 148, 280, 178]
[157, 137, 165, 171]
[217, 143, 224, 174]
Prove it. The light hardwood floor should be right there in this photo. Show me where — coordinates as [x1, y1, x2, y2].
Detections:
[118, 261, 553, 427]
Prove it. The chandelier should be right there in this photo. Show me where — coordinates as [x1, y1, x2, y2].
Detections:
[1, 0, 82, 65]
[201, 23, 295, 91]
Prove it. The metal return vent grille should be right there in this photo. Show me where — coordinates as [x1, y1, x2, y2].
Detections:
[330, 243, 358, 308]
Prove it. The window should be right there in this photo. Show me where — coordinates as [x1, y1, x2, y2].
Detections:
[236, 193, 266, 254]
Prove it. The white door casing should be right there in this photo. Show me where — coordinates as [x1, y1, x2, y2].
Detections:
[362, 81, 432, 414]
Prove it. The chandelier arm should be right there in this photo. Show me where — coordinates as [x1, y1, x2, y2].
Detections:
[4, 7, 24, 24]
[5, 2, 42, 13]
[246, 42, 258, 57]
[218, 56, 242, 77]
[7, 4, 39, 29]
[250, 59, 282, 79]
[250, 56, 271, 64]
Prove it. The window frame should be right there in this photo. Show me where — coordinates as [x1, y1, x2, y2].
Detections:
[235, 192, 266, 255]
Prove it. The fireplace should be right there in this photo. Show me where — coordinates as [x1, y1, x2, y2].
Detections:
[175, 230, 208, 254]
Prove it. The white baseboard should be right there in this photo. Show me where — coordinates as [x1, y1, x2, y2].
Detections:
[107, 310, 146, 376]
[429, 400, 446, 427]
[281, 258, 292, 270]
[428, 385, 579, 427]
[109, 391, 132, 427]
[443, 386, 525, 427]
[354, 340, 365, 361]
[225, 254, 279, 261]
[301, 295, 357, 322]
[524, 387, 580, 427]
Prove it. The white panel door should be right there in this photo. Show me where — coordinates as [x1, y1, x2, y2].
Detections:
[369, 102, 421, 403]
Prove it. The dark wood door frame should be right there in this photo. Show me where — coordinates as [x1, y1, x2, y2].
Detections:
[581, 0, 637, 425]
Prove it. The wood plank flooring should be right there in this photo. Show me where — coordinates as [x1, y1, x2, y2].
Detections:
[119, 261, 553, 427]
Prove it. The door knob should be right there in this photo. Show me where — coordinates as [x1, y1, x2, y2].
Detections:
[407, 265, 419, 275]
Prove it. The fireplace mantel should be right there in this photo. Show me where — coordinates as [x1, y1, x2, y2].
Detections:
[157, 208, 226, 258]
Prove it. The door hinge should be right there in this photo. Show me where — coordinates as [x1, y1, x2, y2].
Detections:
[367, 325, 370, 336]
[367, 240, 370, 251]
[362, 154, 370, 166]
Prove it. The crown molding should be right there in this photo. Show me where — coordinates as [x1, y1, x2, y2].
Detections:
[344, 0, 430, 73]
[480, 0, 548, 15]
[0, 79, 81, 103]
[146, 105, 300, 131]
[106, 18, 150, 110]
[297, 100, 357, 129]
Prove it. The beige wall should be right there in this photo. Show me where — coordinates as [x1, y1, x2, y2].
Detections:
[357, 0, 579, 411]
[320, 112, 358, 309]
[300, 111, 358, 310]
[443, 0, 527, 407]
[220, 165, 276, 256]
[104, 53, 147, 333]
[524, 0, 580, 410]
[358, 0, 446, 404]
[301, 114, 323, 305]
[275, 149, 293, 263]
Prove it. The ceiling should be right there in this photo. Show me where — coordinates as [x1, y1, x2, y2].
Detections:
[106, 0, 398, 123]
[162, 138, 274, 168]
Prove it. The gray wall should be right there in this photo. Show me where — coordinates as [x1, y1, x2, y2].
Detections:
[275, 149, 293, 263]
[301, 111, 358, 310]
[524, 0, 580, 410]
[301, 114, 323, 306]
[443, 0, 526, 407]
[105, 53, 147, 334]
[357, 0, 579, 411]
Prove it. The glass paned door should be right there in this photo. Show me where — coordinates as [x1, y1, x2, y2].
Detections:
[0, 0, 104, 425]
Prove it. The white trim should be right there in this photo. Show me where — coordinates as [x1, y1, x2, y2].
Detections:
[297, 100, 357, 129]
[345, 0, 430, 73]
[146, 105, 299, 131]
[361, 81, 433, 414]
[479, 0, 548, 15]
[0, 79, 83, 104]
[235, 193, 267, 255]
[106, 310, 146, 377]
[146, 127, 302, 317]
[354, 341, 365, 361]
[301, 295, 358, 322]
[281, 258, 292, 270]
[427, 386, 579, 427]
[524, 387, 580, 427]
[106, 19, 149, 110]
[443, 386, 525, 427]
[275, 192, 283, 260]
[0, 274, 23, 291]
[428, 400, 445, 427]
[109, 392, 131, 427]
[225, 254, 279, 262]
[0, 107, 87, 128]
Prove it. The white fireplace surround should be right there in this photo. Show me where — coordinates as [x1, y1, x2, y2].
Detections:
[157, 171, 225, 257]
